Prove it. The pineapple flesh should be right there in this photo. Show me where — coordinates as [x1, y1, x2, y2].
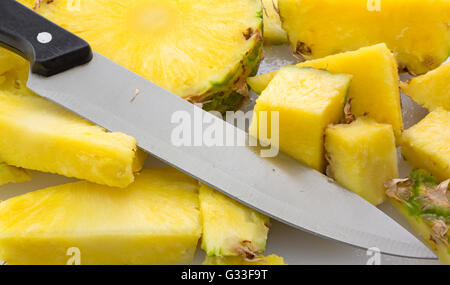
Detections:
[249, 66, 352, 172]
[247, 44, 403, 138]
[325, 118, 399, 205]
[203, 254, 286, 265]
[199, 184, 269, 259]
[21, 0, 264, 112]
[400, 62, 450, 111]
[0, 162, 31, 186]
[262, 0, 288, 45]
[0, 168, 202, 265]
[385, 170, 449, 265]
[401, 109, 450, 182]
[278, 0, 450, 75]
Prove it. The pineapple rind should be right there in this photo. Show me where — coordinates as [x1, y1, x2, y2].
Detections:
[0, 168, 202, 265]
[203, 254, 286, 265]
[199, 184, 269, 258]
[0, 162, 31, 186]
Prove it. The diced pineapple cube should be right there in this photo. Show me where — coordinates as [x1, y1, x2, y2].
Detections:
[400, 62, 450, 111]
[401, 109, 450, 182]
[0, 162, 31, 186]
[249, 66, 351, 171]
[203, 254, 286, 265]
[199, 184, 269, 258]
[262, 0, 288, 45]
[325, 118, 398, 205]
[247, 44, 403, 138]
[0, 168, 202, 265]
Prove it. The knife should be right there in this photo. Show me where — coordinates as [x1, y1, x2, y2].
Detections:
[0, 0, 435, 259]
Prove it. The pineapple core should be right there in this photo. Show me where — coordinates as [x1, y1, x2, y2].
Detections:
[325, 118, 399, 206]
[249, 66, 351, 172]
[0, 168, 202, 265]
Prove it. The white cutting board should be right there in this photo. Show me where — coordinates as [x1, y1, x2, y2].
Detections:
[0, 45, 443, 265]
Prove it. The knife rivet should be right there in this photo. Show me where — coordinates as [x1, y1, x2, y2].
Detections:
[37, 32, 53, 44]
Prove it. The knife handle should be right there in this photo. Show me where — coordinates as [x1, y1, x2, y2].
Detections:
[0, 0, 92, 76]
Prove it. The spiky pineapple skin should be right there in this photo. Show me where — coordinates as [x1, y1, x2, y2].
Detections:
[262, 0, 288, 45]
[278, 0, 450, 75]
[0, 162, 31, 186]
[325, 118, 398, 205]
[203, 254, 286, 265]
[400, 62, 450, 111]
[247, 44, 403, 139]
[199, 184, 269, 258]
[0, 168, 202, 265]
[249, 66, 351, 172]
[401, 109, 450, 182]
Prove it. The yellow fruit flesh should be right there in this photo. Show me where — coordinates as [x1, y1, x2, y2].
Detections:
[278, 0, 450, 75]
[401, 109, 450, 182]
[262, 0, 288, 45]
[0, 168, 202, 265]
[0, 162, 31, 186]
[247, 44, 403, 138]
[199, 184, 269, 257]
[249, 66, 351, 172]
[401, 62, 450, 111]
[203, 254, 286, 265]
[325, 118, 398, 205]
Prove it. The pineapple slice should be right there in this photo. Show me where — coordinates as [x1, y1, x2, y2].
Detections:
[249, 66, 351, 172]
[325, 118, 399, 205]
[278, 0, 450, 75]
[385, 170, 449, 265]
[199, 184, 270, 259]
[262, 0, 288, 45]
[203, 254, 286, 265]
[21, 0, 263, 112]
[0, 162, 31, 186]
[401, 109, 450, 182]
[0, 167, 202, 265]
[247, 44, 403, 138]
[400, 62, 450, 111]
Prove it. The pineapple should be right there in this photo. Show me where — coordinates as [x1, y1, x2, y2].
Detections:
[325, 118, 399, 205]
[203, 254, 286, 265]
[400, 62, 450, 111]
[21, 0, 264, 113]
[262, 0, 288, 45]
[278, 0, 450, 75]
[247, 44, 403, 138]
[199, 184, 270, 259]
[0, 167, 202, 265]
[385, 170, 449, 265]
[401, 109, 450, 182]
[0, 162, 31, 186]
[249, 66, 352, 172]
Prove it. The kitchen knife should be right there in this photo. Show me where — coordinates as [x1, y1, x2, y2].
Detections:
[0, 0, 436, 259]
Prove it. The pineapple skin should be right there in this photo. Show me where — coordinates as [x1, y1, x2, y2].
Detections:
[401, 109, 450, 182]
[249, 66, 352, 172]
[203, 254, 286, 265]
[400, 62, 450, 111]
[248, 44, 403, 139]
[0, 162, 31, 186]
[325, 118, 399, 205]
[199, 184, 269, 258]
[0, 168, 202, 265]
[262, 0, 288, 45]
[278, 0, 450, 75]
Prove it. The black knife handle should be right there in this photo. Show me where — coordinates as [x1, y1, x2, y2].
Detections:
[0, 0, 92, 76]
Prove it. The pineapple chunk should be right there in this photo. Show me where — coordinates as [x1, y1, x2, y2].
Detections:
[247, 44, 403, 138]
[249, 66, 351, 171]
[199, 184, 269, 258]
[0, 168, 202, 265]
[262, 0, 288, 45]
[0, 88, 146, 188]
[401, 109, 450, 182]
[385, 170, 449, 265]
[325, 118, 398, 205]
[278, 0, 450, 75]
[400, 62, 450, 111]
[203, 254, 286, 265]
[20, 0, 263, 112]
[0, 162, 31, 186]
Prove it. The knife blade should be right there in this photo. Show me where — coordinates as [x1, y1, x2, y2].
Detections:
[0, 0, 436, 259]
